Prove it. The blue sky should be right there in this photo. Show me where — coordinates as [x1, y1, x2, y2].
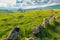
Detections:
[0, 0, 60, 9]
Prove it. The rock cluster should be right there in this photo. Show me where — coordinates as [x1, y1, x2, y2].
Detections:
[5, 10, 56, 40]
[42, 11, 56, 28]
[31, 11, 56, 37]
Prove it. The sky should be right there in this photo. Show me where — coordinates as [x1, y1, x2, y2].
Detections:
[0, 0, 16, 8]
[0, 0, 60, 9]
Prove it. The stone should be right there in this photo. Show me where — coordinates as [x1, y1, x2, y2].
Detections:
[48, 10, 56, 23]
[49, 14, 55, 23]
[29, 37, 36, 40]
[42, 18, 49, 28]
[25, 38, 29, 40]
[6, 26, 20, 40]
[31, 25, 43, 37]
[25, 37, 36, 40]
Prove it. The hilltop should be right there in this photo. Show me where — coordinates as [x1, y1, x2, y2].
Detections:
[0, 9, 60, 40]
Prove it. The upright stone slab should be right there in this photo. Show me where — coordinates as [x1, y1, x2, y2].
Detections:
[49, 14, 55, 23]
[6, 26, 20, 40]
[31, 25, 43, 37]
[42, 18, 49, 28]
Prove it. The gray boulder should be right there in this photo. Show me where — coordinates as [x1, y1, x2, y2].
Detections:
[31, 25, 43, 37]
[6, 26, 20, 40]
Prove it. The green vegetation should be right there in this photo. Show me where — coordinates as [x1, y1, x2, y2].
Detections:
[0, 9, 60, 40]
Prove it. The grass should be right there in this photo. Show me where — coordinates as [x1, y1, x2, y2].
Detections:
[0, 9, 60, 40]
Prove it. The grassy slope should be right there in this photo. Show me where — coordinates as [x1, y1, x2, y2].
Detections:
[0, 9, 60, 40]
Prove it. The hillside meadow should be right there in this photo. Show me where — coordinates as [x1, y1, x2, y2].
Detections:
[0, 9, 60, 40]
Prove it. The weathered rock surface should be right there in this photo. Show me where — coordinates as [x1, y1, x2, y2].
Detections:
[31, 25, 43, 37]
[6, 26, 20, 40]
[49, 14, 55, 23]
[42, 18, 49, 28]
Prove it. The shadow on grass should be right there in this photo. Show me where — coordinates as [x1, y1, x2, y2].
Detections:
[47, 23, 57, 33]
[39, 28, 52, 39]
[47, 21, 60, 34]
[54, 21, 60, 27]
[33, 28, 52, 40]
[54, 21, 60, 34]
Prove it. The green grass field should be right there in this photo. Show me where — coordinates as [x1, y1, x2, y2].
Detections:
[0, 9, 60, 40]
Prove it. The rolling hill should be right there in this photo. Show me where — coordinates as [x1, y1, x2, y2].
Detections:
[0, 9, 60, 40]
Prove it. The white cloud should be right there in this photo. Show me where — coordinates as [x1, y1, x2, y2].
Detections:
[0, 0, 16, 4]
[20, 3, 60, 9]
[0, 0, 60, 9]
[19, 0, 60, 9]
[0, 0, 16, 8]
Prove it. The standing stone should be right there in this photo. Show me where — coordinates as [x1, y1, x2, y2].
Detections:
[6, 26, 20, 40]
[42, 18, 49, 28]
[31, 25, 43, 37]
[49, 14, 55, 23]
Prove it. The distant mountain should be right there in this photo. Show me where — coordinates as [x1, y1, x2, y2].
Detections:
[46, 4, 60, 9]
